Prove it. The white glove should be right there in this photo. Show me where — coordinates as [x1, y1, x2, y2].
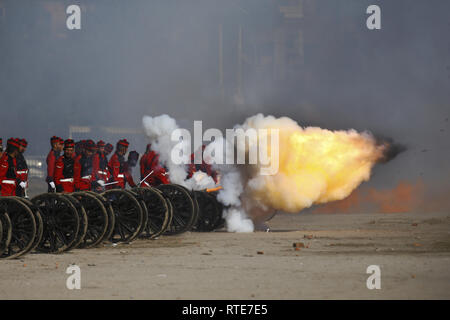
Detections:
[49, 182, 56, 189]
[97, 180, 105, 187]
[19, 181, 27, 189]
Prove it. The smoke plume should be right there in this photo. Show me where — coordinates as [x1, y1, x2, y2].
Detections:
[212, 114, 399, 229]
[143, 113, 401, 232]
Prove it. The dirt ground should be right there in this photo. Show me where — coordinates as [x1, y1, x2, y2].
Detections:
[1, 211, 449, 300]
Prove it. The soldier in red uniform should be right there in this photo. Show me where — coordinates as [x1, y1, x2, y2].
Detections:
[0, 138, 21, 197]
[46, 136, 63, 192]
[74, 140, 98, 191]
[187, 145, 218, 183]
[15, 139, 29, 197]
[54, 139, 76, 193]
[92, 140, 109, 184]
[139, 144, 169, 187]
[107, 139, 129, 189]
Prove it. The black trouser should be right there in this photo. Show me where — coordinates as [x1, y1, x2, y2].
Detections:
[16, 185, 25, 197]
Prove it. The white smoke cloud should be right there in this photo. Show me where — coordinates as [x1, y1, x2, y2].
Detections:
[224, 207, 254, 233]
[142, 114, 189, 186]
[142, 113, 384, 233]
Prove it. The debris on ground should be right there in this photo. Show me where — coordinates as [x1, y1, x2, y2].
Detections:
[257, 251, 264, 255]
[293, 242, 305, 248]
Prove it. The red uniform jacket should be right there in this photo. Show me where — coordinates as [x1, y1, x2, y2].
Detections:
[46, 149, 60, 183]
[74, 154, 96, 191]
[0, 153, 17, 196]
[93, 152, 109, 182]
[54, 155, 75, 193]
[139, 151, 169, 187]
[107, 153, 126, 188]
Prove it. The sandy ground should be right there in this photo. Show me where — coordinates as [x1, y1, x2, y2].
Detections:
[1, 211, 449, 300]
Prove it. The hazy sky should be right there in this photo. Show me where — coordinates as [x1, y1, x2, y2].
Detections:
[0, 0, 449, 205]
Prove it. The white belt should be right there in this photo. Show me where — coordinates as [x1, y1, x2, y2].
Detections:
[81, 175, 92, 180]
[98, 171, 107, 175]
[117, 174, 124, 178]
[60, 178, 74, 182]
[2, 180, 16, 185]
[17, 170, 28, 174]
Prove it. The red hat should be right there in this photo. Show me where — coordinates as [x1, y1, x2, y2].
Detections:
[84, 140, 96, 151]
[7, 138, 21, 148]
[97, 140, 106, 147]
[64, 139, 75, 149]
[117, 139, 129, 147]
[18, 138, 28, 147]
[105, 143, 113, 153]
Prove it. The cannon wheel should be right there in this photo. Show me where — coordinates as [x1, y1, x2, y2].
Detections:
[31, 193, 80, 253]
[157, 184, 196, 235]
[101, 189, 144, 243]
[62, 194, 88, 250]
[125, 190, 148, 237]
[133, 187, 170, 239]
[192, 191, 221, 232]
[72, 192, 108, 248]
[0, 197, 36, 259]
[83, 191, 115, 243]
[0, 212, 12, 257]
[16, 197, 44, 254]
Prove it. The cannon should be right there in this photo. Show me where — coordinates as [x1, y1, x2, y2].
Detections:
[0, 183, 225, 259]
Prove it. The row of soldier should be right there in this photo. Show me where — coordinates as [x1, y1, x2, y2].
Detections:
[0, 136, 217, 197]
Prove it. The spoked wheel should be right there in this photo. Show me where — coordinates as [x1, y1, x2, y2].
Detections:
[62, 194, 88, 250]
[71, 192, 108, 248]
[156, 184, 196, 235]
[0, 197, 36, 259]
[83, 191, 115, 243]
[192, 191, 221, 232]
[0, 212, 12, 257]
[125, 190, 148, 237]
[133, 187, 170, 239]
[16, 197, 44, 254]
[101, 189, 144, 243]
[31, 193, 80, 253]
